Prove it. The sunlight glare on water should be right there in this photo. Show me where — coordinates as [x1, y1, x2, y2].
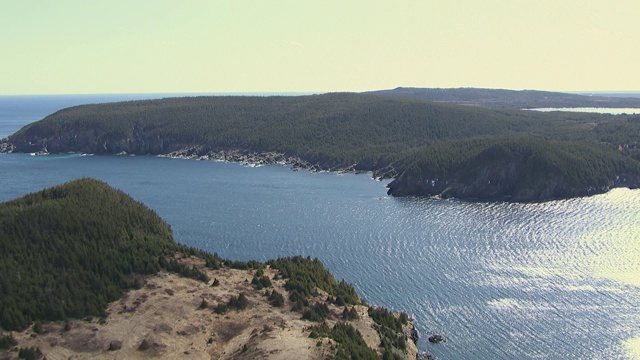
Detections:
[627, 336, 640, 360]
[576, 189, 640, 288]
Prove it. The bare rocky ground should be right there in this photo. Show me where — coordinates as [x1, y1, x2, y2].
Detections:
[0, 256, 417, 360]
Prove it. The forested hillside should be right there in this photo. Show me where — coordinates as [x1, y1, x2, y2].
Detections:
[387, 137, 640, 201]
[368, 87, 640, 109]
[0, 178, 217, 330]
[3, 93, 640, 201]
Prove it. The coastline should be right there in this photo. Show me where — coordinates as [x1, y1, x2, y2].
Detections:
[152, 146, 640, 203]
[155, 146, 397, 180]
[3, 138, 637, 203]
[3, 125, 639, 204]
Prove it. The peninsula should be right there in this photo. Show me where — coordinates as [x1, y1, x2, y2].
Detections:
[0, 178, 420, 360]
[1, 90, 639, 202]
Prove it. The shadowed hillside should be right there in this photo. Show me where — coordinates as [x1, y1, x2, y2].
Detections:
[387, 137, 640, 201]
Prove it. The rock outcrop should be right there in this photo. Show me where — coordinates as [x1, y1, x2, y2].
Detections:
[0, 138, 14, 153]
[428, 334, 446, 344]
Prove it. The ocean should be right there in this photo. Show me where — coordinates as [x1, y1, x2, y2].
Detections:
[1, 95, 639, 359]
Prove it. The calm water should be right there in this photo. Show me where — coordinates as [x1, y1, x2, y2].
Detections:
[2, 95, 640, 360]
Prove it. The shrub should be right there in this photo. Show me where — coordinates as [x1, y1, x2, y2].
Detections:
[199, 298, 209, 309]
[17, 347, 43, 360]
[341, 307, 359, 321]
[0, 333, 17, 349]
[32, 321, 43, 334]
[267, 290, 285, 307]
[138, 339, 150, 351]
[227, 294, 248, 311]
[251, 275, 272, 290]
[302, 302, 330, 322]
[213, 304, 228, 314]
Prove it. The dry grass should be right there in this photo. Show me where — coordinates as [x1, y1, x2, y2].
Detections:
[0, 257, 416, 360]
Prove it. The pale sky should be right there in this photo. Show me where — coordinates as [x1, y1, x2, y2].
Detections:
[1, 0, 638, 95]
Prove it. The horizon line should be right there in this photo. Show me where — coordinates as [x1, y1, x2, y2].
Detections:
[1, 88, 640, 97]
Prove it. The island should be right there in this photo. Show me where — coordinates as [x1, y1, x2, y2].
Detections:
[1, 90, 639, 202]
[0, 178, 421, 360]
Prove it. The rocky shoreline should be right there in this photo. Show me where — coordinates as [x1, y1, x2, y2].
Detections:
[156, 146, 398, 180]
[159, 147, 314, 170]
[0, 138, 14, 153]
[120, 145, 640, 202]
[3, 136, 637, 203]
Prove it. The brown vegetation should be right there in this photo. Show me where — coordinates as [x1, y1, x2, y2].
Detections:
[0, 257, 416, 360]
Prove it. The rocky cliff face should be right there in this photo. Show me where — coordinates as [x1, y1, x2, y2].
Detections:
[3, 129, 388, 176]
[6, 129, 176, 155]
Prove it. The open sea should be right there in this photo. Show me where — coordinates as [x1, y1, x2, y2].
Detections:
[1, 95, 639, 359]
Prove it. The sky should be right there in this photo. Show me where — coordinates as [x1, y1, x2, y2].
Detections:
[1, 0, 639, 95]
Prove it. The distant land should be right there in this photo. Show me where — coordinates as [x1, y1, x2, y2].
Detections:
[1, 88, 639, 202]
[572, 91, 640, 98]
[0, 178, 419, 360]
[367, 87, 640, 109]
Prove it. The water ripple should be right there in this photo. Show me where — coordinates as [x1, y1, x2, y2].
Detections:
[2, 154, 639, 359]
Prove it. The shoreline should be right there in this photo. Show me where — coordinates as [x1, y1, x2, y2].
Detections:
[2, 139, 637, 203]
[156, 146, 397, 180]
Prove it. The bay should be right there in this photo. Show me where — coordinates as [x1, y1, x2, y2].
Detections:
[1, 95, 639, 359]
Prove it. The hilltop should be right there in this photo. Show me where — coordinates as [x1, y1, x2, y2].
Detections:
[0, 179, 419, 360]
[368, 87, 640, 109]
[2, 92, 639, 202]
